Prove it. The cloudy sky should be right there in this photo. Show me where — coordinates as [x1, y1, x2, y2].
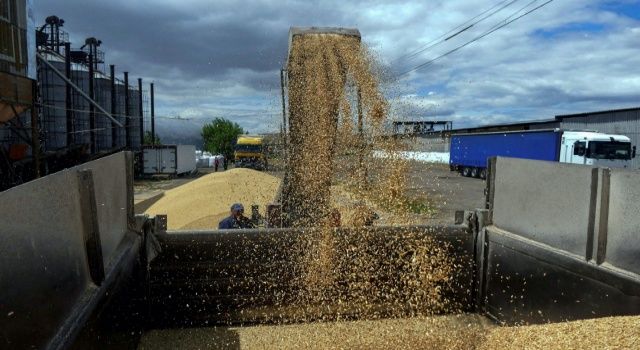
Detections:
[36, 0, 640, 141]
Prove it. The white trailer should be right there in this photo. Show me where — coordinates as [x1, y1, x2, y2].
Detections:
[143, 145, 196, 175]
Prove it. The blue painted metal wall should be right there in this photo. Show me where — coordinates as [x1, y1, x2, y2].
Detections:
[450, 130, 561, 168]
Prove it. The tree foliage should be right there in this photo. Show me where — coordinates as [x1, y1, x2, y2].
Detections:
[143, 130, 161, 145]
[202, 117, 244, 160]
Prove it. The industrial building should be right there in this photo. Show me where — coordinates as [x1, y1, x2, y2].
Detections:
[415, 107, 640, 169]
[0, 5, 157, 190]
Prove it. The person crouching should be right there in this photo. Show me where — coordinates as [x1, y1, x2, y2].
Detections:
[218, 203, 253, 229]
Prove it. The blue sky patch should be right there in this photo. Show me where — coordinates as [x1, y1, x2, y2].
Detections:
[533, 22, 606, 39]
[599, 1, 640, 21]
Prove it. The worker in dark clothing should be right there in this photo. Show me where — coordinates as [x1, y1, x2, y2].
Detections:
[218, 203, 253, 229]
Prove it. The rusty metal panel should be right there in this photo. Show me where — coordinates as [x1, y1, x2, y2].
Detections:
[0, 72, 33, 123]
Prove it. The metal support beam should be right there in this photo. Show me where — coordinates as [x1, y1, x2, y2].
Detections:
[30, 80, 41, 178]
[65, 42, 73, 146]
[110, 65, 117, 147]
[138, 78, 143, 147]
[88, 53, 96, 153]
[36, 52, 122, 127]
[150, 83, 155, 146]
[77, 169, 105, 286]
[124, 72, 130, 148]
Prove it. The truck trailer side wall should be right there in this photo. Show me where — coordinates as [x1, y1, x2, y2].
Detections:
[450, 130, 561, 169]
[143, 145, 196, 175]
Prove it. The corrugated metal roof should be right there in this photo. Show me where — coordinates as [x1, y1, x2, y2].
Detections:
[556, 107, 640, 120]
[450, 118, 558, 133]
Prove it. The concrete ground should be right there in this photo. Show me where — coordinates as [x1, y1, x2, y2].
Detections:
[404, 162, 486, 224]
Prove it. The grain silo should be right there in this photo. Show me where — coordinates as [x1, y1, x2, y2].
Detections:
[114, 80, 128, 148]
[38, 51, 68, 151]
[70, 57, 91, 148]
[128, 85, 141, 150]
[95, 71, 113, 152]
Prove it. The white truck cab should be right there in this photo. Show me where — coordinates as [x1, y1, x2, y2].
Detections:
[560, 131, 636, 168]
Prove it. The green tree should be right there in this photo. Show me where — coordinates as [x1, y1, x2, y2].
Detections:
[202, 117, 244, 160]
[143, 131, 161, 145]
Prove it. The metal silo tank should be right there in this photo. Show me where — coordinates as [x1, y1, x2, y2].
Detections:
[95, 71, 113, 152]
[39, 52, 68, 151]
[70, 62, 91, 148]
[114, 82, 127, 148]
[128, 87, 141, 150]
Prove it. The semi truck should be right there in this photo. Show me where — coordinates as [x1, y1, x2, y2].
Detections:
[450, 129, 636, 179]
[234, 135, 268, 170]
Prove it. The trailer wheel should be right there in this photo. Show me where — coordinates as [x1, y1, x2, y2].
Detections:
[470, 167, 479, 178]
[462, 167, 471, 177]
[479, 168, 487, 180]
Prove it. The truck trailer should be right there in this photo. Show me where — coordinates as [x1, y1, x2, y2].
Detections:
[142, 145, 196, 176]
[450, 129, 636, 179]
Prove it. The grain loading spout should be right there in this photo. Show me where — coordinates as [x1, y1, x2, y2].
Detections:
[279, 27, 362, 227]
[286, 27, 361, 66]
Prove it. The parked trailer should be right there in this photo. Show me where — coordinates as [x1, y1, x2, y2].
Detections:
[142, 144, 196, 175]
[450, 129, 636, 179]
[1, 153, 639, 349]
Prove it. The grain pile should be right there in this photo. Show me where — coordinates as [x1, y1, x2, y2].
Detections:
[139, 314, 640, 349]
[138, 314, 495, 350]
[144, 168, 280, 230]
[479, 315, 640, 350]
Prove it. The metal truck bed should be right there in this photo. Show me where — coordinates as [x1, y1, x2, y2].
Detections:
[1, 153, 639, 349]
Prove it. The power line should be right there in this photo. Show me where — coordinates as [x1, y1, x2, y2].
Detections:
[397, 0, 554, 78]
[392, 0, 521, 63]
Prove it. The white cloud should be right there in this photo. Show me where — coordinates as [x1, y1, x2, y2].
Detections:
[38, 0, 640, 137]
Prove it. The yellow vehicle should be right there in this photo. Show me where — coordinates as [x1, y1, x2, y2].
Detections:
[234, 135, 268, 170]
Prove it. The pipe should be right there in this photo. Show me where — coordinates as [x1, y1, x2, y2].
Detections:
[89, 53, 96, 153]
[30, 80, 41, 178]
[124, 72, 130, 148]
[150, 83, 155, 146]
[36, 53, 122, 127]
[64, 42, 73, 146]
[110, 65, 117, 148]
[138, 78, 143, 147]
